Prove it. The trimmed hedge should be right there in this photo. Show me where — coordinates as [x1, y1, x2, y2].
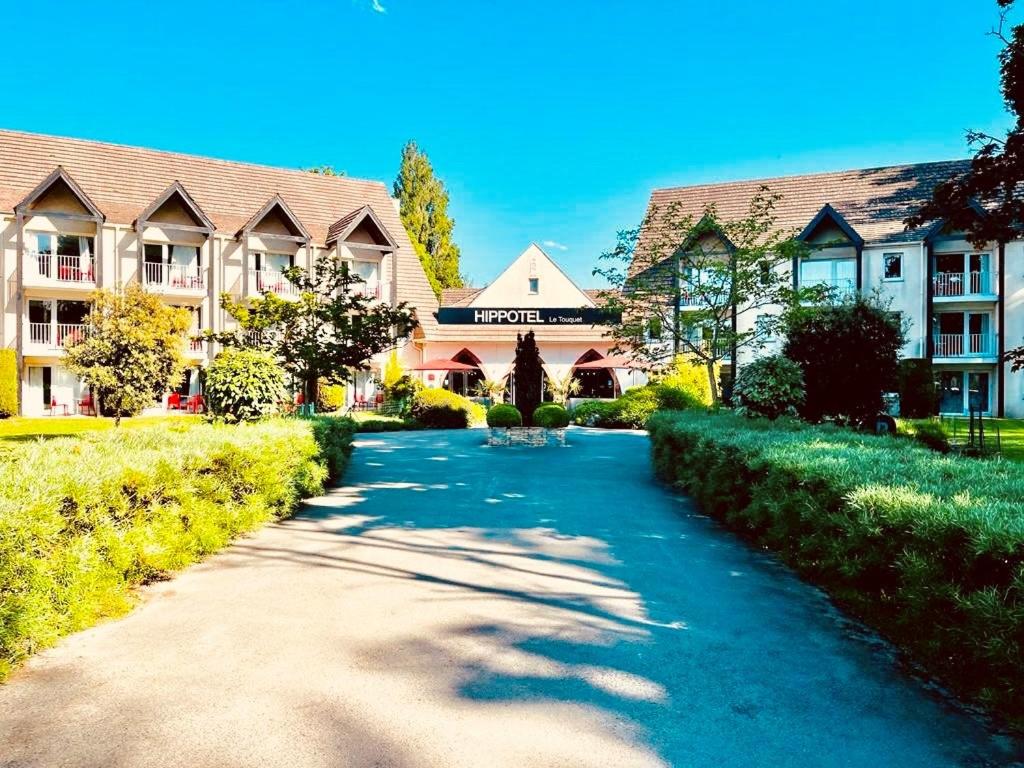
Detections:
[0, 417, 354, 679]
[532, 403, 569, 429]
[572, 384, 701, 429]
[410, 388, 486, 429]
[648, 410, 1024, 723]
[487, 403, 523, 428]
[0, 349, 16, 417]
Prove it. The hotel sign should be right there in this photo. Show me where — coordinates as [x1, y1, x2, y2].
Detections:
[437, 307, 619, 326]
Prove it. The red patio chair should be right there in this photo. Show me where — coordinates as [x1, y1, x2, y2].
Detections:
[168, 392, 182, 411]
[77, 393, 95, 416]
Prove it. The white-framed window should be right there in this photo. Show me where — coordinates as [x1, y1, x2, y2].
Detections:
[799, 258, 856, 294]
[883, 252, 903, 281]
[253, 252, 293, 273]
[528, 277, 539, 294]
[755, 313, 775, 339]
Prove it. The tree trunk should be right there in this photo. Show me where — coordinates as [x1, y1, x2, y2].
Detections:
[706, 360, 720, 407]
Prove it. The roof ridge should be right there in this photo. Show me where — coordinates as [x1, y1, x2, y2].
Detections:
[651, 158, 971, 195]
[0, 128, 388, 191]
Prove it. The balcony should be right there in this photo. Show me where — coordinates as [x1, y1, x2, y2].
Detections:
[26, 322, 87, 354]
[185, 335, 208, 359]
[143, 263, 206, 297]
[933, 333, 998, 361]
[249, 268, 299, 299]
[354, 281, 391, 303]
[24, 253, 96, 290]
[799, 278, 857, 303]
[932, 271, 996, 302]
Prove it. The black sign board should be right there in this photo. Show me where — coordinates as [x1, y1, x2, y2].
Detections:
[437, 307, 620, 326]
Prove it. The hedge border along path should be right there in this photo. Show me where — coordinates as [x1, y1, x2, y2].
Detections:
[0, 416, 354, 679]
[647, 410, 1024, 727]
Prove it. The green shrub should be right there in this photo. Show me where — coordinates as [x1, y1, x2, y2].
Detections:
[0, 417, 354, 680]
[733, 355, 805, 419]
[648, 410, 1024, 725]
[656, 356, 716, 407]
[316, 381, 346, 413]
[532, 403, 569, 429]
[572, 385, 695, 430]
[0, 349, 17, 417]
[897, 418, 950, 453]
[571, 399, 616, 427]
[355, 417, 422, 433]
[205, 349, 285, 421]
[487, 403, 523, 428]
[612, 386, 660, 428]
[897, 359, 938, 418]
[410, 388, 486, 429]
[653, 383, 703, 411]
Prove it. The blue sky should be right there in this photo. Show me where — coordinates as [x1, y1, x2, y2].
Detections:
[4, 1, 1014, 286]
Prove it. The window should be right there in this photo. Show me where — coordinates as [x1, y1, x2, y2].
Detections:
[755, 314, 774, 339]
[647, 316, 663, 341]
[528, 277, 539, 294]
[799, 258, 856, 295]
[883, 252, 903, 281]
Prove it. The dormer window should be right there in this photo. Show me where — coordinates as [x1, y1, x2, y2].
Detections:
[528, 277, 539, 294]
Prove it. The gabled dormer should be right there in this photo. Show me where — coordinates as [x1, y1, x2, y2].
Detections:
[237, 194, 310, 243]
[15, 166, 104, 222]
[797, 203, 864, 249]
[238, 195, 310, 299]
[326, 205, 399, 251]
[135, 181, 214, 234]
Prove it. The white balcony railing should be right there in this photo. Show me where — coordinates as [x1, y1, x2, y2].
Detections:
[933, 333, 997, 358]
[188, 337, 205, 353]
[144, 262, 205, 292]
[355, 281, 383, 301]
[800, 278, 857, 301]
[249, 268, 299, 297]
[933, 271, 991, 298]
[27, 322, 87, 348]
[30, 253, 95, 284]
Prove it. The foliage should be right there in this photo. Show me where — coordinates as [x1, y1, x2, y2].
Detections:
[0, 350, 17, 418]
[475, 378, 507, 402]
[654, 355, 716, 407]
[381, 352, 418, 413]
[353, 416, 423, 433]
[733, 355, 805, 420]
[783, 294, 904, 424]
[647, 409, 1024, 724]
[545, 371, 581, 406]
[382, 350, 404, 391]
[486, 403, 523, 428]
[513, 331, 543, 424]
[897, 359, 938, 418]
[64, 284, 191, 424]
[212, 253, 417, 406]
[571, 399, 617, 427]
[304, 164, 345, 176]
[308, 416, 357, 482]
[316, 381, 346, 413]
[897, 418, 951, 453]
[0, 417, 355, 680]
[532, 403, 570, 429]
[410, 388, 485, 429]
[594, 189, 812, 404]
[571, 383, 699, 429]
[653, 382, 704, 411]
[204, 349, 285, 422]
[393, 140, 463, 295]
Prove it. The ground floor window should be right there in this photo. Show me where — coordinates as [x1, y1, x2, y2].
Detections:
[936, 369, 991, 414]
[575, 368, 616, 399]
[443, 369, 483, 397]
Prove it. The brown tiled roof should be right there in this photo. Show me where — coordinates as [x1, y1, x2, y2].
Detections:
[635, 159, 972, 274]
[0, 129, 439, 331]
[439, 287, 484, 307]
[326, 206, 367, 244]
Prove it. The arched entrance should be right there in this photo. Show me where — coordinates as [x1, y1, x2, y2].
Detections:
[572, 349, 619, 399]
[443, 348, 484, 397]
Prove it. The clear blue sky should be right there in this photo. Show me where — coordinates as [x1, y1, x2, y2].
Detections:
[4, 0, 1014, 286]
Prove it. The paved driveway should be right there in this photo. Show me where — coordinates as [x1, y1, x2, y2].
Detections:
[1, 428, 1021, 767]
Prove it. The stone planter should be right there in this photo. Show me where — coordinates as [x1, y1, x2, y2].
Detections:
[487, 426, 567, 447]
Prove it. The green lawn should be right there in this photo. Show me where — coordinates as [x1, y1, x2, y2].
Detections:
[931, 416, 1024, 462]
[0, 414, 201, 442]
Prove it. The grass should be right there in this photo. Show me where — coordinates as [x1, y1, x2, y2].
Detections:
[0, 414, 201, 442]
[903, 417, 1024, 462]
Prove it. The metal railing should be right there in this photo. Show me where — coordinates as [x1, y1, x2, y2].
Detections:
[800, 278, 857, 300]
[144, 262, 204, 291]
[933, 270, 990, 297]
[933, 333, 997, 357]
[31, 253, 95, 283]
[249, 268, 299, 297]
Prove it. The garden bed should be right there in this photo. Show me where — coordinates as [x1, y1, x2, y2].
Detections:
[0, 416, 354, 679]
[647, 410, 1024, 726]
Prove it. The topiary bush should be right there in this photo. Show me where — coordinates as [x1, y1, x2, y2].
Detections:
[410, 388, 486, 429]
[486, 403, 523, 427]
[0, 349, 17, 418]
[205, 349, 285, 422]
[733, 355, 805, 420]
[532, 403, 570, 428]
[316, 380, 346, 413]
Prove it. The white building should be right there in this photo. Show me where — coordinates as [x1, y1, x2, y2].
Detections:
[634, 161, 1024, 418]
[0, 130, 439, 416]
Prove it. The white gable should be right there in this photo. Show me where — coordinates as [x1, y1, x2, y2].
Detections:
[469, 244, 595, 308]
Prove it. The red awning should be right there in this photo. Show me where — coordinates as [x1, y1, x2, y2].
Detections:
[410, 358, 478, 371]
[573, 356, 640, 370]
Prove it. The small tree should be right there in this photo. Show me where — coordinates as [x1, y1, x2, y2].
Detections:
[545, 370, 581, 406]
[596, 188, 811, 405]
[782, 295, 905, 425]
[513, 331, 543, 424]
[214, 253, 417, 407]
[65, 284, 191, 424]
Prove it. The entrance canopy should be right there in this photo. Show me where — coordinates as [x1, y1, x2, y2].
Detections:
[411, 358, 479, 371]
